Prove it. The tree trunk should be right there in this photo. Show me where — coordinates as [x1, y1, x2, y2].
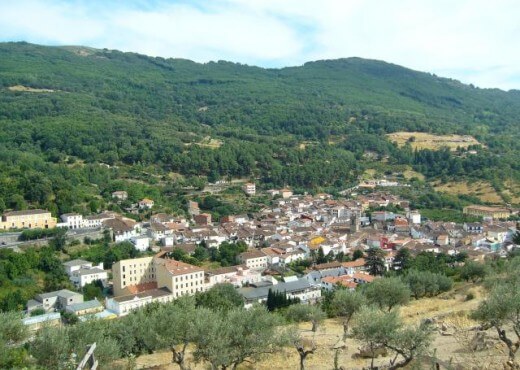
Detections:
[312, 320, 318, 332]
[342, 320, 349, 340]
[300, 354, 306, 370]
[171, 344, 190, 370]
[496, 326, 519, 366]
[388, 357, 413, 370]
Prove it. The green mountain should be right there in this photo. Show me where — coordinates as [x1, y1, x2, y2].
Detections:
[0, 42, 519, 215]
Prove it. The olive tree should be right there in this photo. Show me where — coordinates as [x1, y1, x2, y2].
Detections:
[153, 297, 202, 370]
[330, 290, 366, 339]
[472, 283, 520, 366]
[0, 311, 29, 369]
[193, 306, 288, 370]
[363, 277, 410, 311]
[352, 307, 433, 370]
[284, 304, 326, 332]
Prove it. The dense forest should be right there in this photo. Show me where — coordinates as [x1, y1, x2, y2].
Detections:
[1, 42, 520, 215]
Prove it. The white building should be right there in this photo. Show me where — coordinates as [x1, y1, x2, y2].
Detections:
[407, 211, 421, 225]
[60, 213, 84, 229]
[237, 250, 268, 270]
[63, 259, 107, 288]
[131, 235, 151, 252]
[242, 183, 256, 196]
[106, 288, 174, 316]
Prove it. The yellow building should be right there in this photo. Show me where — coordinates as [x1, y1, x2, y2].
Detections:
[0, 209, 57, 230]
[463, 205, 511, 220]
[154, 257, 205, 298]
[112, 256, 155, 297]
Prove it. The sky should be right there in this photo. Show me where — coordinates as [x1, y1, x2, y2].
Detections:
[1, 0, 519, 90]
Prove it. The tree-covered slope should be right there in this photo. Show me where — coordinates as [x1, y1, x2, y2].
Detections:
[0, 41, 519, 214]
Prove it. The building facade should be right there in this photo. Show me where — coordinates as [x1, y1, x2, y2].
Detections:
[0, 209, 57, 230]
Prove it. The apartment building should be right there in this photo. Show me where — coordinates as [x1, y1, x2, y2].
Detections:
[0, 209, 57, 230]
[155, 258, 205, 298]
[112, 254, 205, 298]
[112, 256, 156, 297]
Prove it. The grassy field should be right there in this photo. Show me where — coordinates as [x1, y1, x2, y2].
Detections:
[387, 131, 481, 151]
[434, 180, 503, 203]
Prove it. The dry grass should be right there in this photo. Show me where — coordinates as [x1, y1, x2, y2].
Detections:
[402, 168, 425, 181]
[434, 181, 503, 203]
[8, 85, 55, 93]
[185, 136, 223, 149]
[128, 283, 509, 370]
[387, 132, 481, 151]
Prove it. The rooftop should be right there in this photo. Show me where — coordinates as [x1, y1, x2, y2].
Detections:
[113, 287, 172, 303]
[159, 258, 204, 276]
[3, 209, 49, 216]
[63, 259, 91, 267]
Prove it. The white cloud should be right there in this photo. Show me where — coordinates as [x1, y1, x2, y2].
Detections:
[0, 0, 519, 89]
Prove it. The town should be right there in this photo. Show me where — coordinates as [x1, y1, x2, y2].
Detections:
[2, 182, 518, 328]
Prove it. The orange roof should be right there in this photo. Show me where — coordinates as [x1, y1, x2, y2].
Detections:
[158, 259, 204, 276]
[126, 282, 158, 294]
[352, 272, 376, 283]
[342, 258, 366, 269]
[322, 276, 358, 289]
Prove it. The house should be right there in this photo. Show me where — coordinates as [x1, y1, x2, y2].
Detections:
[27, 289, 83, 313]
[71, 266, 108, 288]
[106, 288, 174, 316]
[238, 278, 321, 309]
[237, 249, 268, 270]
[321, 275, 357, 291]
[59, 213, 84, 229]
[205, 265, 263, 289]
[103, 218, 138, 242]
[342, 258, 366, 274]
[351, 272, 377, 284]
[0, 209, 57, 230]
[112, 191, 128, 201]
[148, 222, 172, 241]
[63, 259, 107, 288]
[138, 198, 154, 210]
[407, 211, 421, 224]
[65, 299, 104, 316]
[83, 212, 116, 228]
[131, 235, 151, 252]
[242, 182, 256, 196]
[63, 259, 96, 276]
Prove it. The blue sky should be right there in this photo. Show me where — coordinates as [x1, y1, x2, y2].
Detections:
[1, 0, 519, 90]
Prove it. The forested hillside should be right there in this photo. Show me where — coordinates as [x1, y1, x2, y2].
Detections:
[1, 42, 519, 215]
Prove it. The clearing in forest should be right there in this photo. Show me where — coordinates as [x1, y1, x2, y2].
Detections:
[434, 181, 503, 204]
[8, 85, 55, 93]
[387, 131, 481, 151]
